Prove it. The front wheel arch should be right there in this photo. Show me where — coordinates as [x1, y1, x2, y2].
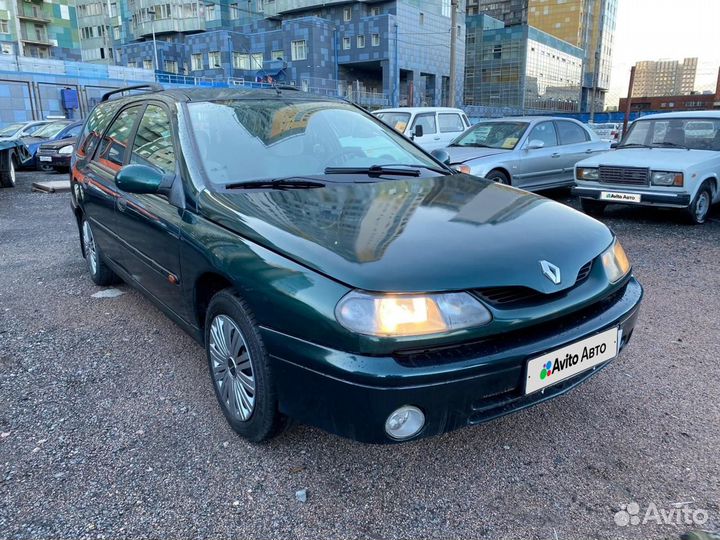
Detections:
[485, 168, 512, 185]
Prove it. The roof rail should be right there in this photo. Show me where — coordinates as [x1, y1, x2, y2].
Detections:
[101, 83, 164, 102]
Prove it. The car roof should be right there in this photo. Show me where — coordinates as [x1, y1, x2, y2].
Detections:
[374, 107, 465, 114]
[474, 116, 577, 122]
[635, 110, 720, 120]
[103, 87, 340, 106]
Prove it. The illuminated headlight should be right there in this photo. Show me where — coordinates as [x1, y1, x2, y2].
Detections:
[576, 167, 599, 181]
[57, 145, 74, 155]
[335, 291, 492, 337]
[650, 171, 683, 186]
[601, 239, 631, 283]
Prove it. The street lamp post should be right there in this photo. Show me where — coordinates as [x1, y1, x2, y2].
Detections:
[147, 6, 159, 71]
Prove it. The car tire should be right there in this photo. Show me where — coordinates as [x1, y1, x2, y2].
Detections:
[485, 169, 511, 185]
[0, 151, 16, 188]
[685, 183, 712, 225]
[81, 218, 119, 286]
[580, 198, 606, 216]
[205, 289, 289, 442]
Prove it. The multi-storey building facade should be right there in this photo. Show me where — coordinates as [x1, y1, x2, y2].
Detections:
[467, 0, 617, 112]
[632, 58, 698, 98]
[0, 0, 80, 59]
[77, 0, 464, 108]
[464, 14, 583, 111]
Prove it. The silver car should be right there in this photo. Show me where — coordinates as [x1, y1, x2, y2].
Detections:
[446, 117, 610, 191]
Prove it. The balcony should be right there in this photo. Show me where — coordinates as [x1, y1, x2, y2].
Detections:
[264, 0, 370, 17]
[16, 0, 50, 23]
[20, 28, 51, 46]
[133, 16, 205, 37]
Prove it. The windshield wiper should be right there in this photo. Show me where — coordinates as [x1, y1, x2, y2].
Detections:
[651, 141, 690, 150]
[225, 177, 325, 190]
[324, 164, 427, 177]
[615, 143, 653, 149]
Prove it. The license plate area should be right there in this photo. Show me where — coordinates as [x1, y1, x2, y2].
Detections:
[525, 327, 619, 394]
[600, 191, 641, 203]
[39, 156, 52, 162]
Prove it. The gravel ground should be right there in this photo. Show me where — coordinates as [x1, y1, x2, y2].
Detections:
[1, 170, 719, 540]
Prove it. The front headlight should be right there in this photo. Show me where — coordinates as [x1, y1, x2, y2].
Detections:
[601, 239, 631, 283]
[335, 291, 492, 337]
[577, 167, 599, 180]
[57, 145, 74, 155]
[650, 171, 683, 186]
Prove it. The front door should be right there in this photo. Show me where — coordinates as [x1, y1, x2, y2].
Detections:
[409, 112, 441, 151]
[113, 103, 189, 320]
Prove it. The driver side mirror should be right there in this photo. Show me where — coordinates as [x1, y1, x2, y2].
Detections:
[526, 140, 545, 150]
[411, 124, 424, 140]
[430, 148, 451, 166]
[115, 164, 172, 195]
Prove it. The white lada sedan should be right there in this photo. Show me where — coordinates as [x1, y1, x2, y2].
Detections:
[573, 111, 720, 224]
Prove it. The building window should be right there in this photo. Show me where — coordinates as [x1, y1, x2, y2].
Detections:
[251, 53, 263, 69]
[229, 2, 240, 19]
[1, 43, 13, 54]
[0, 19, 9, 34]
[164, 60, 178, 74]
[143, 59, 153, 70]
[369, 6, 380, 16]
[234, 53, 248, 69]
[291, 39, 306, 61]
[209, 51, 221, 68]
[110, 2, 118, 16]
[205, 4, 217, 20]
[342, 36, 350, 50]
[419, 12, 424, 25]
[356, 35, 365, 48]
[191, 53, 203, 71]
[113, 26, 120, 40]
[271, 49, 283, 60]
[343, 7, 351, 21]
[371, 33, 380, 47]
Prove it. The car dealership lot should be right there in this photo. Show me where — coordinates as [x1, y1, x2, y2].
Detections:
[1, 171, 719, 540]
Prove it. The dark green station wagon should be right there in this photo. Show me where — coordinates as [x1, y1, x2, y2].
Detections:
[70, 85, 642, 443]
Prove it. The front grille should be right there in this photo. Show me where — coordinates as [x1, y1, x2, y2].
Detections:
[475, 260, 594, 309]
[599, 166, 649, 186]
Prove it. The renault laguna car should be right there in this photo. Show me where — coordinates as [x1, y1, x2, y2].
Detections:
[70, 85, 642, 443]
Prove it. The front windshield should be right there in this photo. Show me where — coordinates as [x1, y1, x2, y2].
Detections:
[621, 117, 720, 150]
[0, 123, 23, 137]
[374, 112, 411, 133]
[451, 122, 529, 149]
[32, 122, 69, 139]
[187, 100, 440, 184]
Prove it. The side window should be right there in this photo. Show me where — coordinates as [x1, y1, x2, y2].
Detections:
[66, 124, 82, 138]
[78, 100, 123, 158]
[96, 106, 142, 169]
[438, 113, 465, 133]
[130, 105, 176, 174]
[528, 122, 557, 147]
[556, 121, 589, 145]
[411, 113, 437, 135]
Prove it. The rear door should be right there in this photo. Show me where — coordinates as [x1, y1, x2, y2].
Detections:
[513, 121, 562, 189]
[554, 120, 594, 183]
[112, 102, 189, 320]
[437, 112, 467, 147]
[410, 112, 440, 150]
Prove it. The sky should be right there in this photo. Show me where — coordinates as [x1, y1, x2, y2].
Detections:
[607, 0, 720, 107]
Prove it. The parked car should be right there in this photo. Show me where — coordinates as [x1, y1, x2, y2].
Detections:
[573, 111, 720, 224]
[22, 120, 82, 171]
[373, 107, 471, 151]
[71, 85, 642, 443]
[35, 136, 78, 173]
[588, 122, 622, 142]
[445, 117, 611, 191]
[0, 120, 52, 142]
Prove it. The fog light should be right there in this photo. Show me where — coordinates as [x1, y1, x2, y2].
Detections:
[385, 405, 425, 440]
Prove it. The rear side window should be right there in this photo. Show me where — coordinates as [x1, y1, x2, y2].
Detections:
[556, 121, 589, 144]
[96, 106, 142, 169]
[411, 113, 437, 135]
[77, 101, 123, 158]
[438, 113, 465, 133]
[131, 105, 176, 174]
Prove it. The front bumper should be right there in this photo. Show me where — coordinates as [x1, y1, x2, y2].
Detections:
[573, 185, 691, 208]
[36, 153, 70, 169]
[263, 277, 643, 443]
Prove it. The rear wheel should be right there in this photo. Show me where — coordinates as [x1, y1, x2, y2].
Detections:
[81, 218, 119, 285]
[0, 151, 16, 188]
[685, 183, 712, 225]
[580, 198, 606, 216]
[205, 290, 289, 442]
[485, 169, 511, 185]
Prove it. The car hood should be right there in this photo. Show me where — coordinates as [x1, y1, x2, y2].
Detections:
[198, 174, 613, 293]
[578, 148, 717, 170]
[39, 138, 77, 150]
[446, 146, 511, 164]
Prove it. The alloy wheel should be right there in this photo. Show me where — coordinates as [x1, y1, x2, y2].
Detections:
[82, 221, 97, 275]
[209, 314, 256, 421]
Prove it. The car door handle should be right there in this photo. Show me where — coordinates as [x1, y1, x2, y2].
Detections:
[433, 137, 441, 140]
[585, 149, 594, 153]
[117, 197, 128, 212]
[551, 153, 561, 158]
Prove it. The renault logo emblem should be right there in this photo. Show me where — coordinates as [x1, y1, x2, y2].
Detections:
[540, 260, 562, 285]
